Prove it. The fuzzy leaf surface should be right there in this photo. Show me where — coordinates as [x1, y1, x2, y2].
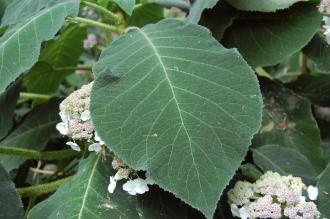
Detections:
[91, 19, 262, 218]
[0, 0, 79, 93]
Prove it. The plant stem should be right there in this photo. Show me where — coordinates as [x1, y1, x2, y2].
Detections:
[82, 1, 122, 24]
[17, 176, 73, 197]
[54, 66, 92, 71]
[24, 196, 36, 219]
[0, 145, 78, 160]
[19, 92, 52, 100]
[300, 52, 308, 74]
[72, 17, 120, 33]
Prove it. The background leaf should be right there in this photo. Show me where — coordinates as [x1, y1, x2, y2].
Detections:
[187, 0, 219, 24]
[114, 0, 136, 15]
[128, 3, 164, 28]
[303, 32, 330, 74]
[222, 2, 322, 67]
[0, 81, 20, 140]
[317, 164, 330, 218]
[287, 74, 330, 106]
[91, 19, 262, 218]
[28, 153, 140, 219]
[0, 100, 60, 172]
[253, 144, 318, 183]
[23, 24, 86, 95]
[0, 0, 80, 93]
[252, 79, 325, 172]
[0, 163, 23, 219]
[226, 0, 308, 12]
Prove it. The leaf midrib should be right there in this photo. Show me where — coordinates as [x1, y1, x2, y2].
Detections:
[77, 152, 102, 219]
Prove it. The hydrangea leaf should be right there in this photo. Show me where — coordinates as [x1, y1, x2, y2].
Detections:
[28, 153, 140, 219]
[226, 0, 308, 12]
[303, 32, 330, 74]
[0, 163, 23, 219]
[252, 79, 325, 173]
[127, 3, 164, 28]
[222, 2, 322, 67]
[0, 100, 60, 171]
[253, 144, 318, 183]
[287, 74, 330, 106]
[0, 81, 20, 140]
[0, 0, 80, 93]
[23, 25, 86, 95]
[187, 0, 219, 24]
[90, 19, 262, 218]
[317, 163, 330, 218]
[114, 0, 136, 15]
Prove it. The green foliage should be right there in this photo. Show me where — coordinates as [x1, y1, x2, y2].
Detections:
[252, 80, 324, 172]
[0, 0, 80, 93]
[187, 0, 219, 24]
[222, 2, 322, 67]
[127, 3, 164, 27]
[0, 163, 23, 219]
[253, 144, 318, 183]
[226, 0, 308, 12]
[0, 82, 20, 139]
[23, 25, 86, 95]
[91, 19, 262, 218]
[317, 164, 330, 218]
[0, 100, 60, 171]
[113, 0, 136, 15]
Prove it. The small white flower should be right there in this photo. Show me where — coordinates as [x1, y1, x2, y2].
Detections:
[239, 207, 249, 219]
[122, 178, 149, 195]
[94, 131, 105, 145]
[80, 110, 91, 121]
[59, 112, 69, 122]
[66, 141, 80, 151]
[56, 122, 68, 135]
[108, 176, 117, 193]
[230, 204, 241, 218]
[88, 143, 102, 153]
[307, 185, 318, 200]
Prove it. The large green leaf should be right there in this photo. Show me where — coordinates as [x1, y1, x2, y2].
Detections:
[23, 25, 86, 95]
[0, 0, 80, 93]
[187, 0, 219, 24]
[304, 32, 330, 73]
[253, 79, 325, 172]
[317, 164, 330, 218]
[226, 0, 308, 12]
[287, 74, 330, 106]
[0, 81, 20, 140]
[0, 100, 60, 171]
[0, 163, 23, 219]
[253, 144, 318, 183]
[28, 153, 140, 219]
[91, 19, 262, 218]
[222, 2, 322, 67]
[114, 0, 135, 15]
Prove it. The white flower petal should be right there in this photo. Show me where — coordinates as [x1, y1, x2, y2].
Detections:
[56, 122, 68, 135]
[230, 204, 241, 218]
[59, 112, 69, 122]
[88, 143, 102, 153]
[94, 131, 105, 145]
[80, 110, 91, 121]
[108, 176, 117, 193]
[66, 141, 80, 151]
[239, 207, 249, 219]
[122, 178, 149, 196]
[307, 185, 318, 200]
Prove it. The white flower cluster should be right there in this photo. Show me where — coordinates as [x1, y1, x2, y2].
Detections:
[108, 156, 154, 196]
[56, 82, 104, 153]
[228, 171, 320, 219]
[323, 16, 330, 44]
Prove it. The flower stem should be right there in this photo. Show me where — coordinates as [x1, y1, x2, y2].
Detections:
[19, 92, 52, 100]
[17, 176, 73, 197]
[72, 17, 120, 33]
[81, 1, 122, 24]
[0, 145, 78, 160]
